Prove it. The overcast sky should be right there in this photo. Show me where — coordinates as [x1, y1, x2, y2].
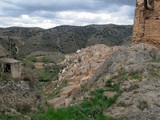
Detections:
[0, 0, 136, 29]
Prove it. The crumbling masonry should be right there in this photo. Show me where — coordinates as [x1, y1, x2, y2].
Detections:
[133, 0, 160, 48]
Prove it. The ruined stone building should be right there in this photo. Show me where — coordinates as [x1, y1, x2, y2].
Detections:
[0, 45, 22, 79]
[133, 0, 160, 48]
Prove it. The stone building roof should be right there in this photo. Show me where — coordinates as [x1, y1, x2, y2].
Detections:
[0, 45, 8, 58]
[0, 58, 21, 64]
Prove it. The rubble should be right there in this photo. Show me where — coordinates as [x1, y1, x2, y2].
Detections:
[47, 44, 120, 107]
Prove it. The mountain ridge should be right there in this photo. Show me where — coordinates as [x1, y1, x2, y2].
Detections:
[0, 24, 132, 56]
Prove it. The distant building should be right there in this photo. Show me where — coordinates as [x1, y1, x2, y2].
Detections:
[0, 45, 22, 79]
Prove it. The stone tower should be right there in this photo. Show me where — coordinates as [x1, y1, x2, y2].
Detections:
[133, 0, 160, 48]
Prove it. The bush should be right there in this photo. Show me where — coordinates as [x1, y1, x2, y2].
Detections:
[41, 56, 50, 63]
[137, 101, 149, 111]
[0, 114, 21, 120]
[0, 73, 12, 81]
[16, 103, 31, 114]
[22, 67, 39, 88]
[23, 55, 37, 63]
[129, 72, 142, 80]
[38, 68, 52, 82]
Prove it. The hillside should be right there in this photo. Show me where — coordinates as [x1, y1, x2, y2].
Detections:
[0, 45, 8, 57]
[0, 43, 160, 120]
[0, 24, 132, 56]
[43, 43, 160, 120]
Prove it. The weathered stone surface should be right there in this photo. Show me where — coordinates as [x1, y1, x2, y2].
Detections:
[48, 97, 65, 108]
[90, 43, 160, 120]
[0, 80, 40, 113]
[60, 85, 80, 98]
[59, 44, 120, 86]
[105, 79, 160, 120]
[67, 76, 80, 86]
[48, 44, 120, 107]
[34, 62, 44, 69]
[133, 0, 160, 48]
[80, 75, 91, 86]
[104, 92, 117, 98]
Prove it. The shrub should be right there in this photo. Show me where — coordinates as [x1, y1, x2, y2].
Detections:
[137, 100, 149, 111]
[0, 73, 12, 81]
[38, 68, 52, 82]
[129, 72, 142, 80]
[23, 55, 37, 63]
[0, 114, 21, 120]
[16, 103, 31, 114]
[41, 56, 50, 63]
[126, 84, 139, 92]
[22, 69, 38, 88]
[151, 54, 160, 62]
[105, 79, 120, 92]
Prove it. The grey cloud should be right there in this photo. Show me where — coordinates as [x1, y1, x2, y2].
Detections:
[98, 0, 136, 6]
[0, 0, 136, 28]
[2, 0, 136, 17]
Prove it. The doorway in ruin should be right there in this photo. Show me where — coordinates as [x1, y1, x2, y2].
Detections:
[4, 63, 11, 73]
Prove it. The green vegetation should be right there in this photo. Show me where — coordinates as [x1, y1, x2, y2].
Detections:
[129, 72, 142, 80]
[23, 55, 50, 63]
[118, 68, 143, 81]
[16, 103, 31, 114]
[105, 79, 120, 92]
[0, 73, 12, 81]
[151, 54, 160, 62]
[80, 86, 89, 92]
[5, 37, 18, 58]
[137, 100, 149, 111]
[31, 88, 118, 120]
[23, 55, 37, 63]
[38, 64, 63, 82]
[149, 69, 160, 78]
[41, 56, 50, 63]
[0, 115, 22, 120]
[125, 84, 139, 92]
[22, 54, 63, 82]
[38, 68, 52, 82]
[50, 80, 68, 99]
[118, 68, 128, 81]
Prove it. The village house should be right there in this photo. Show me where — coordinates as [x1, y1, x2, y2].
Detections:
[0, 45, 22, 79]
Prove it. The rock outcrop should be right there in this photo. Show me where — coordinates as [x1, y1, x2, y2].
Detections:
[0, 80, 41, 115]
[48, 43, 160, 120]
[47, 44, 120, 108]
[133, 0, 160, 48]
[47, 43, 160, 120]
[95, 43, 160, 120]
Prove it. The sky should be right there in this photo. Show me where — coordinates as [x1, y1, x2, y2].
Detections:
[0, 0, 136, 29]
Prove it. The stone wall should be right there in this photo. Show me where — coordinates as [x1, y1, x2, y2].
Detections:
[11, 62, 22, 79]
[133, 0, 160, 48]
